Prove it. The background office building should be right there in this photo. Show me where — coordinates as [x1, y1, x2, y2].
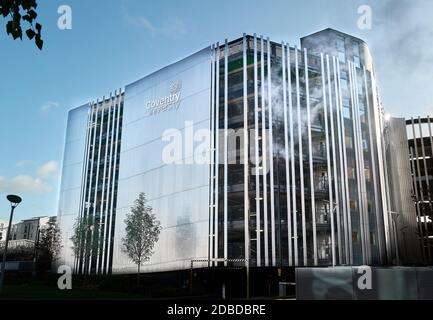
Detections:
[57, 28, 417, 275]
[0, 216, 55, 249]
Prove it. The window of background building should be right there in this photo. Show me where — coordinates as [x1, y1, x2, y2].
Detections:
[363, 139, 369, 150]
[365, 168, 371, 181]
[340, 71, 348, 90]
[336, 35, 346, 63]
[353, 41, 361, 68]
[354, 57, 360, 68]
[356, 77, 364, 95]
[343, 97, 351, 119]
[359, 101, 365, 116]
[343, 106, 351, 119]
[343, 97, 350, 107]
[348, 167, 355, 179]
[346, 136, 353, 149]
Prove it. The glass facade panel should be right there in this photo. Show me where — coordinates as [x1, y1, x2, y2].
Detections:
[113, 47, 212, 273]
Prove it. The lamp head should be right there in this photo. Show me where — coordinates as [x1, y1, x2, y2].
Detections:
[7, 195, 22, 208]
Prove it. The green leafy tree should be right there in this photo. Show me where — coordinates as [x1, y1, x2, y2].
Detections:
[37, 219, 62, 272]
[1, 0, 43, 49]
[70, 215, 96, 275]
[122, 193, 161, 284]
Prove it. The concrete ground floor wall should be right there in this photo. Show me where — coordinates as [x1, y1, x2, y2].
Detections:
[71, 267, 296, 299]
[1, 261, 34, 272]
[296, 266, 433, 300]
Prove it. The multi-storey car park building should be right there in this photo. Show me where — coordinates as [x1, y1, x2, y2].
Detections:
[385, 118, 423, 265]
[406, 117, 433, 263]
[57, 28, 421, 275]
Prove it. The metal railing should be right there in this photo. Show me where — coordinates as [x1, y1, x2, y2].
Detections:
[190, 258, 250, 299]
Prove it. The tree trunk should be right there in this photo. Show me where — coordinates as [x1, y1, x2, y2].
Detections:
[137, 263, 140, 287]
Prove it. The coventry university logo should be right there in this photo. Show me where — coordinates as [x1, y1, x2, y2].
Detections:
[145, 80, 182, 116]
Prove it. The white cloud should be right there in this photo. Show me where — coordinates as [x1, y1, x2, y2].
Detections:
[122, 6, 186, 38]
[36, 161, 59, 179]
[124, 14, 157, 34]
[0, 160, 59, 195]
[367, 0, 433, 118]
[40, 101, 60, 112]
[0, 175, 52, 194]
[160, 18, 187, 38]
[15, 160, 33, 167]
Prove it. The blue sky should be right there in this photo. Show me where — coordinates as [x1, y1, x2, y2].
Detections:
[1, 0, 432, 221]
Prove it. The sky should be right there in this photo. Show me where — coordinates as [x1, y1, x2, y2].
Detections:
[1, 0, 432, 221]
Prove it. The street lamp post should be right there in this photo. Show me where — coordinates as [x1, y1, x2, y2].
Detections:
[0, 195, 22, 294]
[32, 219, 41, 277]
